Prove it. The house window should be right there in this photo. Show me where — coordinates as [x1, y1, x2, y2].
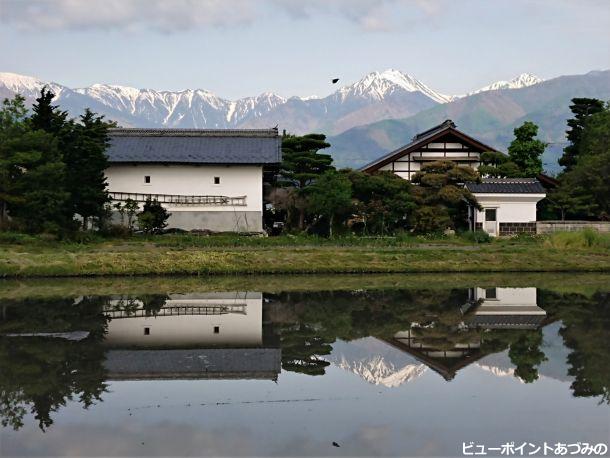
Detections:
[144, 327, 150, 335]
[214, 176, 221, 185]
[485, 288, 497, 299]
[144, 175, 151, 184]
[485, 208, 497, 222]
[213, 326, 220, 334]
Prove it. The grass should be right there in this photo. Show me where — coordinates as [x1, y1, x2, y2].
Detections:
[1, 272, 609, 301]
[0, 231, 609, 277]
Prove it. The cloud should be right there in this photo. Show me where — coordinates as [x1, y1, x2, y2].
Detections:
[0, 0, 257, 33]
[0, 0, 441, 33]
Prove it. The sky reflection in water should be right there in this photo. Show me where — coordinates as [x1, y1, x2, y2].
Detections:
[0, 280, 608, 457]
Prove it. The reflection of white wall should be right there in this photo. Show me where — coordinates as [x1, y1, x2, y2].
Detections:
[473, 287, 545, 315]
[104, 292, 263, 347]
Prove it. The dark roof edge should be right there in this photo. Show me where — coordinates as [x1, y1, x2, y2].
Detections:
[109, 127, 279, 138]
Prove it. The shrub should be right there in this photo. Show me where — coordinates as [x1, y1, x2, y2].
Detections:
[137, 199, 171, 234]
[461, 230, 492, 244]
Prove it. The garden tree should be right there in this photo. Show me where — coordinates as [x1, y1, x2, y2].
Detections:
[280, 323, 333, 376]
[344, 170, 416, 235]
[549, 108, 610, 220]
[0, 95, 69, 232]
[64, 109, 112, 228]
[506, 121, 546, 177]
[559, 98, 605, 172]
[30, 89, 113, 229]
[137, 198, 170, 233]
[279, 133, 334, 230]
[410, 161, 480, 234]
[508, 330, 547, 383]
[477, 151, 521, 178]
[305, 170, 352, 237]
[0, 296, 109, 430]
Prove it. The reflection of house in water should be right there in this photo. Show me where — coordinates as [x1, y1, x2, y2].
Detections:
[102, 292, 281, 381]
[384, 288, 547, 381]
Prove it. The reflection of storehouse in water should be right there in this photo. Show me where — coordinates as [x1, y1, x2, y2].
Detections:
[361, 120, 547, 236]
[103, 292, 281, 380]
[105, 128, 281, 233]
[384, 288, 547, 380]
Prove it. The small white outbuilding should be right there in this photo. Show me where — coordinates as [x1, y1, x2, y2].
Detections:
[465, 179, 546, 236]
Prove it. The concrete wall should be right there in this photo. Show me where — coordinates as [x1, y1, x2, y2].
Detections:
[537, 221, 610, 234]
[106, 164, 264, 232]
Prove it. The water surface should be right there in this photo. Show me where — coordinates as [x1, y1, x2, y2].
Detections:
[1, 274, 608, 457]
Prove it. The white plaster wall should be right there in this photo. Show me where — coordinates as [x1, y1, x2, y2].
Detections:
[474, 194, 545, 223]
[104, 292, 263, 347]
[106, 164, 263, 212]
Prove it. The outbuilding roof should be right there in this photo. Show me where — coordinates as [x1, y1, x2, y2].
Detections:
[106, 128, 282, 165]
[466, 178, 546, 194]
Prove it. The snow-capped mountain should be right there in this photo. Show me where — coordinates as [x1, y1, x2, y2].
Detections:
[0, 69, 543, 134]
[325, 338, 428, 388]
[466, 73, 543, 96]
[334, 69, 452, 104]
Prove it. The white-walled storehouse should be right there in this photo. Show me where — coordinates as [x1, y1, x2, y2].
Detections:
[361, 120, 546, 236]
[105, 128, 281, 232]
[465, 179, 546, 236]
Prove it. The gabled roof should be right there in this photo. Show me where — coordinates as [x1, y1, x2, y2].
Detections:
[466, 178, 546, 194]
[106, 128, 282, 165]
[361, 120, 501, 172]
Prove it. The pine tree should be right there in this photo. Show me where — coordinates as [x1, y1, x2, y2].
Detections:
[280, 133, 334, 230]
[559, 98, 604, 172]
[507, 121, 546, 177]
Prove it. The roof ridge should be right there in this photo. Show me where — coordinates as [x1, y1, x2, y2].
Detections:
[109, 127, 279, 138]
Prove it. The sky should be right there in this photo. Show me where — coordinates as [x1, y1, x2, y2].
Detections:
[1, 0, 609, 100]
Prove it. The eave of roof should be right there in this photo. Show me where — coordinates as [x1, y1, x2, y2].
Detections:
[465, 178, 546, 194]
[360, 121, 501, 173]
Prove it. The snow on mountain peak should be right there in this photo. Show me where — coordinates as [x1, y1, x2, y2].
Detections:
[467, 73, 543, 95]
[336, 69, 453, 104]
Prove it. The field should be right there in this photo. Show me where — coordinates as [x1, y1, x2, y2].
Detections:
[1, 231, 609, 277]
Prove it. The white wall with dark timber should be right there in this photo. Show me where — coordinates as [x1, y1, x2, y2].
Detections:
[105, 164, 263, 212]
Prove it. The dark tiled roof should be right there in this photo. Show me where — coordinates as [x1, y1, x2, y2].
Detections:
[466, 178, 546, 194]
[106, 128, 281, 165]
[104, 348, 281, 380]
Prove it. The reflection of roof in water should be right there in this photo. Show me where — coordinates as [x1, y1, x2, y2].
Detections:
[104, 348, 281, 381]
[467, 314, 547, 329]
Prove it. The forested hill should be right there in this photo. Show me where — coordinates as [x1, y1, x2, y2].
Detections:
[327, 70, 610, 173]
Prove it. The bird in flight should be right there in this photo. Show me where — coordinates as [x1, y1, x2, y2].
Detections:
[331, 78, 340, 84]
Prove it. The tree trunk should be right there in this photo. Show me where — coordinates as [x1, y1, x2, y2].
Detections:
[329, 214, 334, 238]
[298, 208, 305, 231]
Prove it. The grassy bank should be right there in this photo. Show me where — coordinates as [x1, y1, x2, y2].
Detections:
[0, 231, 609, 277]
[2, 272, 609, 300]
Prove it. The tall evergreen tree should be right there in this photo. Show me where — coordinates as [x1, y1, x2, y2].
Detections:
[65, 109, 112, 228]
[0, 95, 69, 232]
[559, 98, 605, 172]
[29, 87, 68, 135]
[507, 121, 546, 177]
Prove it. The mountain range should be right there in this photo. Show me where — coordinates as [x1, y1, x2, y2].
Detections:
[1, 69, 608, 172]
[0, 69, 541, 135]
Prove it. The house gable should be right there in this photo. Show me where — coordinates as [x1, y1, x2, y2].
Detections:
[361, 120, 501, 181]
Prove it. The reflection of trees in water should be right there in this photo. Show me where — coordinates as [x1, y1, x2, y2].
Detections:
[275, 288, 609, 400]
[0, 296, 109, 431]
[540, 291, 610, 403]
[0, 288, 607, 433]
